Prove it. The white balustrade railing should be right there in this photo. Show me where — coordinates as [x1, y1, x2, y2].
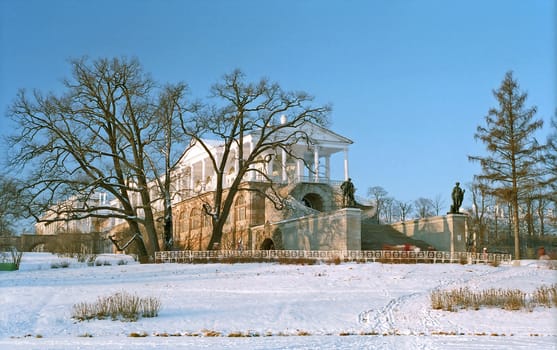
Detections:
[154, 250, 512, 264]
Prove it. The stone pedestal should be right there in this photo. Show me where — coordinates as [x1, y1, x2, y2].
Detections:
[277, 208, 362, 251]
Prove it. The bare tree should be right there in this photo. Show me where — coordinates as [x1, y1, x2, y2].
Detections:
[396, 200, 413, 222]
[414, 197, 434, 218]
[8, 57, 187, 261]
[179, 70, 330, 249]
[146, 84, 189, 250]
[468, 180, 492, 247]
[542, 112, 557, 228]
[0, 175, 26, 236]
[469, 71, 544, 259]
[533, 191, 550, 236]
[432, 194, 445, 216]
[382, 197, 395, 223]
[367, 186, 389, 223]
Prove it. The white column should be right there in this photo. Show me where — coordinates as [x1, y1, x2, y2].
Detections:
[201, 159, 206, 191]
[343, 147, 349, 180]
[249, 140, 256, 181]
[313, 145, 319, 182]
[234, 146, 239, 177]
[267, 153, 274, 178]
[189, 165, 194, 192]
[296, 158, 303, 182]
[281, 149, 287, 182]
[325, 155, 330, 181]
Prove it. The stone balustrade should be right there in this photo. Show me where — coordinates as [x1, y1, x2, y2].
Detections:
[155, 249, 512, 264]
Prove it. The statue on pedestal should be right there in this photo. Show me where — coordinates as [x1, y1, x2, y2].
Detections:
[340, 178, 356, 207]
[450, 182, 465, 214]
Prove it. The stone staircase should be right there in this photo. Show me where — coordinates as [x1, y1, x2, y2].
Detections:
[361, 218, 432, 250]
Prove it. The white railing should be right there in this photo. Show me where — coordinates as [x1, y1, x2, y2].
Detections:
[154, 250, 512, 264]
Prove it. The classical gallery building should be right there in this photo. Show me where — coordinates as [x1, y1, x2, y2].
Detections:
[165, 121, 357, 251]
[35, 121, 360, 252]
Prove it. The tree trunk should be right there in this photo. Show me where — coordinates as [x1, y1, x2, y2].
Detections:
[207, 219, 225, 250]
[137, 176, 161, 255]
[512, 199, 521, 260]
[537, 201, 545, 236]
[127, 220, 150, 263]
[164, 209, 173, 250]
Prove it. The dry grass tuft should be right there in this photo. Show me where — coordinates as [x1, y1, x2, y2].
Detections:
[202, 329, 221, 337]
[227, 331, 245, 337]
[128, 332, 148, 337]
[431, 284, 557, 312]
[72, 291, 161, 322]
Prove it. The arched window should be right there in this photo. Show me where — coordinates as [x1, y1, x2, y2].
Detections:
[190, 208, 201, 230]
[235, 195, 246, 222]
[203, 211, 211, 228]
[179, 210, 188, 233]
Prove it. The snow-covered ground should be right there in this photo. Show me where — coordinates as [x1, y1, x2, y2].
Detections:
[1, 253, 555, 349]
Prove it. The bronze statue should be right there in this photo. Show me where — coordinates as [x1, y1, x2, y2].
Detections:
[340, 178, 356, 207]
[450, 182, 465, 213]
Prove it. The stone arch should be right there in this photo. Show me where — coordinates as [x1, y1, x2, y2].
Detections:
[28, 241, 48, 252]
[29, 243, 47, 253]
[260, 237, 275, 250]
[289, 183, 335, 212]
[21, 236, 50, 252]
[302, 193, 324, 211]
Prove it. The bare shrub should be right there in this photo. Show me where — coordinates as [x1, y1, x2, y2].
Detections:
[431, 285, 556, 312]
[11, 249, 23, 268]
[531, 284, 557, 308]
[1, 248, 24, 270]
[141, 296, 161, 318]
[502, 289, 526, 310]
[72, 302, 94, 321]
[72, 291, 161, 322]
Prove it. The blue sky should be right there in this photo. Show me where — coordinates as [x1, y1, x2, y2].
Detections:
[0, 0, 555, 209]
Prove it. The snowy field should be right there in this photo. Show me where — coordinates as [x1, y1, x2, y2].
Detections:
[1, 253, 556, 350]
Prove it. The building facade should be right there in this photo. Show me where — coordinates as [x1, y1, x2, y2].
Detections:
[36, 121, 356, 252]
[166, 121, 354, 250]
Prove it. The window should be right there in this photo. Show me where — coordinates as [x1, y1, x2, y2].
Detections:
[179, 210, 187, 233]
[190, 208, 201, 230]
[235, 195, 246, 222]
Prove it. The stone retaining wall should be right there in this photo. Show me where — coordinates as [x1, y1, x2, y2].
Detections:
[390, 214, 468, 252]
